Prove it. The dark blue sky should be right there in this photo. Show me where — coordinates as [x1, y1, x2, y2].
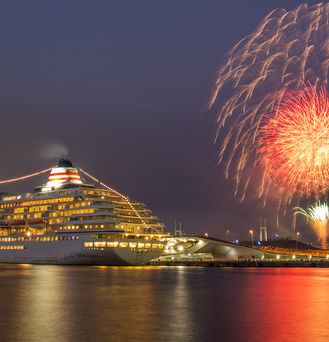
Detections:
[0, 1, 322, 241]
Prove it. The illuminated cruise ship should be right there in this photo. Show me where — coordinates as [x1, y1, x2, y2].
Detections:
[0, 159, 168, 265]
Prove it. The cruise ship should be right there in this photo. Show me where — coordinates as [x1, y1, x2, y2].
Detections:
[0, 159, 169, 265]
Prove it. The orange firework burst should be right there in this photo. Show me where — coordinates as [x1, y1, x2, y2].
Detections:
[210, 3, 329, 204]
[258, 86, 329, 197]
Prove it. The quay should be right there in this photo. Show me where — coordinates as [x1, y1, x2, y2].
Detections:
[149, 259, 329, 267]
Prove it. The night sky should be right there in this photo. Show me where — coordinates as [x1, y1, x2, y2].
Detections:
[0, 1, 322, 242]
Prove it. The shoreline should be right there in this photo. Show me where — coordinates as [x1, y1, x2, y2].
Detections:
[149, 260, 329, 267]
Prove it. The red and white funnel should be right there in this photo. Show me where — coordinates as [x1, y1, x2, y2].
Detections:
[46, 159, 82, 188]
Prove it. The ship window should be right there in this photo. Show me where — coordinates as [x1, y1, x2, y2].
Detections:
[107, 242, 118, 248]
[119, 242, 128, 248]
[137, 243, 144, 248]
[94, 241, 106, 248]
[152, 244, 158, 248]
[129, 242, 137, 248]
[145, 243, 151, 248]
[84, 242, 93, 248]
[0, 245, 24, 250]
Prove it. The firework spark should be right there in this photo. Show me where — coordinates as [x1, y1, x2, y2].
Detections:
[258, 86, 329, 197]
[210, 3, 329, 203]
[294, 201, 329, 246]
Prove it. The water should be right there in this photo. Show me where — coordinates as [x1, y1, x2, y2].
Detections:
[0, 265, 329, 342]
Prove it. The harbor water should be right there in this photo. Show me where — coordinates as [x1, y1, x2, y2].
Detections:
[1, 265, 329, 342]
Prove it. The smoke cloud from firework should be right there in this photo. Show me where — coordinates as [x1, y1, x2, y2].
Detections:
[210, 3, 329, 206]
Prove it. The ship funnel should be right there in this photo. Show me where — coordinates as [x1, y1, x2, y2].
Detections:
[46, 159, 82, 188]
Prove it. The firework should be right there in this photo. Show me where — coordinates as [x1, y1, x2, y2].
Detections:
[294, 201, 329, 246]
[210, 3, 329, 203]
[258, 86, 329, 197]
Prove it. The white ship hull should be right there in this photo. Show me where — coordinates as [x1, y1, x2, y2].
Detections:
[0, 234, 164, 266]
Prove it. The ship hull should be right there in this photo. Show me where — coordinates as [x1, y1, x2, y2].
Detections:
[0, 236, 164, 266]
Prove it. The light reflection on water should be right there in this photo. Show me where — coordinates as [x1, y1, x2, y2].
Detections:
[0, 266, 329, 341]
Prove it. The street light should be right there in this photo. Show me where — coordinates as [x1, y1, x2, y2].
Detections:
[249, 229, 254, 248]
[296, 232, 300, 252]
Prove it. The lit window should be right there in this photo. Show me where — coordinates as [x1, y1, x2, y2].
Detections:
[107, 241, 119, 248]
[94, 241, 106, 248]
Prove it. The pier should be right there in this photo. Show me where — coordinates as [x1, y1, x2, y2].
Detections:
[150, 259, 329, 267]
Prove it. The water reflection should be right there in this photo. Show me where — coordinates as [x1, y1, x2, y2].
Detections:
[0, 266, 328, 341]
[239, 269, 329, 342]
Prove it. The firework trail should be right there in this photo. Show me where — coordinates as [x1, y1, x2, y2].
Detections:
[210, 3, 329, 204]
[294, 201, 329, 246]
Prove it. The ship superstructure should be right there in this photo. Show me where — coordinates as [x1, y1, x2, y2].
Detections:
[0, 159, 168, 265]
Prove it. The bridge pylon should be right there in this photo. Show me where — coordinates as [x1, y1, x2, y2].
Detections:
[259, 218, 268, 242]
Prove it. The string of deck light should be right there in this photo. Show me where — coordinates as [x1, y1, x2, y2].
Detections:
[0, 165, 148, 229]
[78, 168, 147, 227]
[0, 167, 53, 184]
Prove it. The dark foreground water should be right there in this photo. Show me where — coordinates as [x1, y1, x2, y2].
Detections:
[0, 266, 328, 342]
